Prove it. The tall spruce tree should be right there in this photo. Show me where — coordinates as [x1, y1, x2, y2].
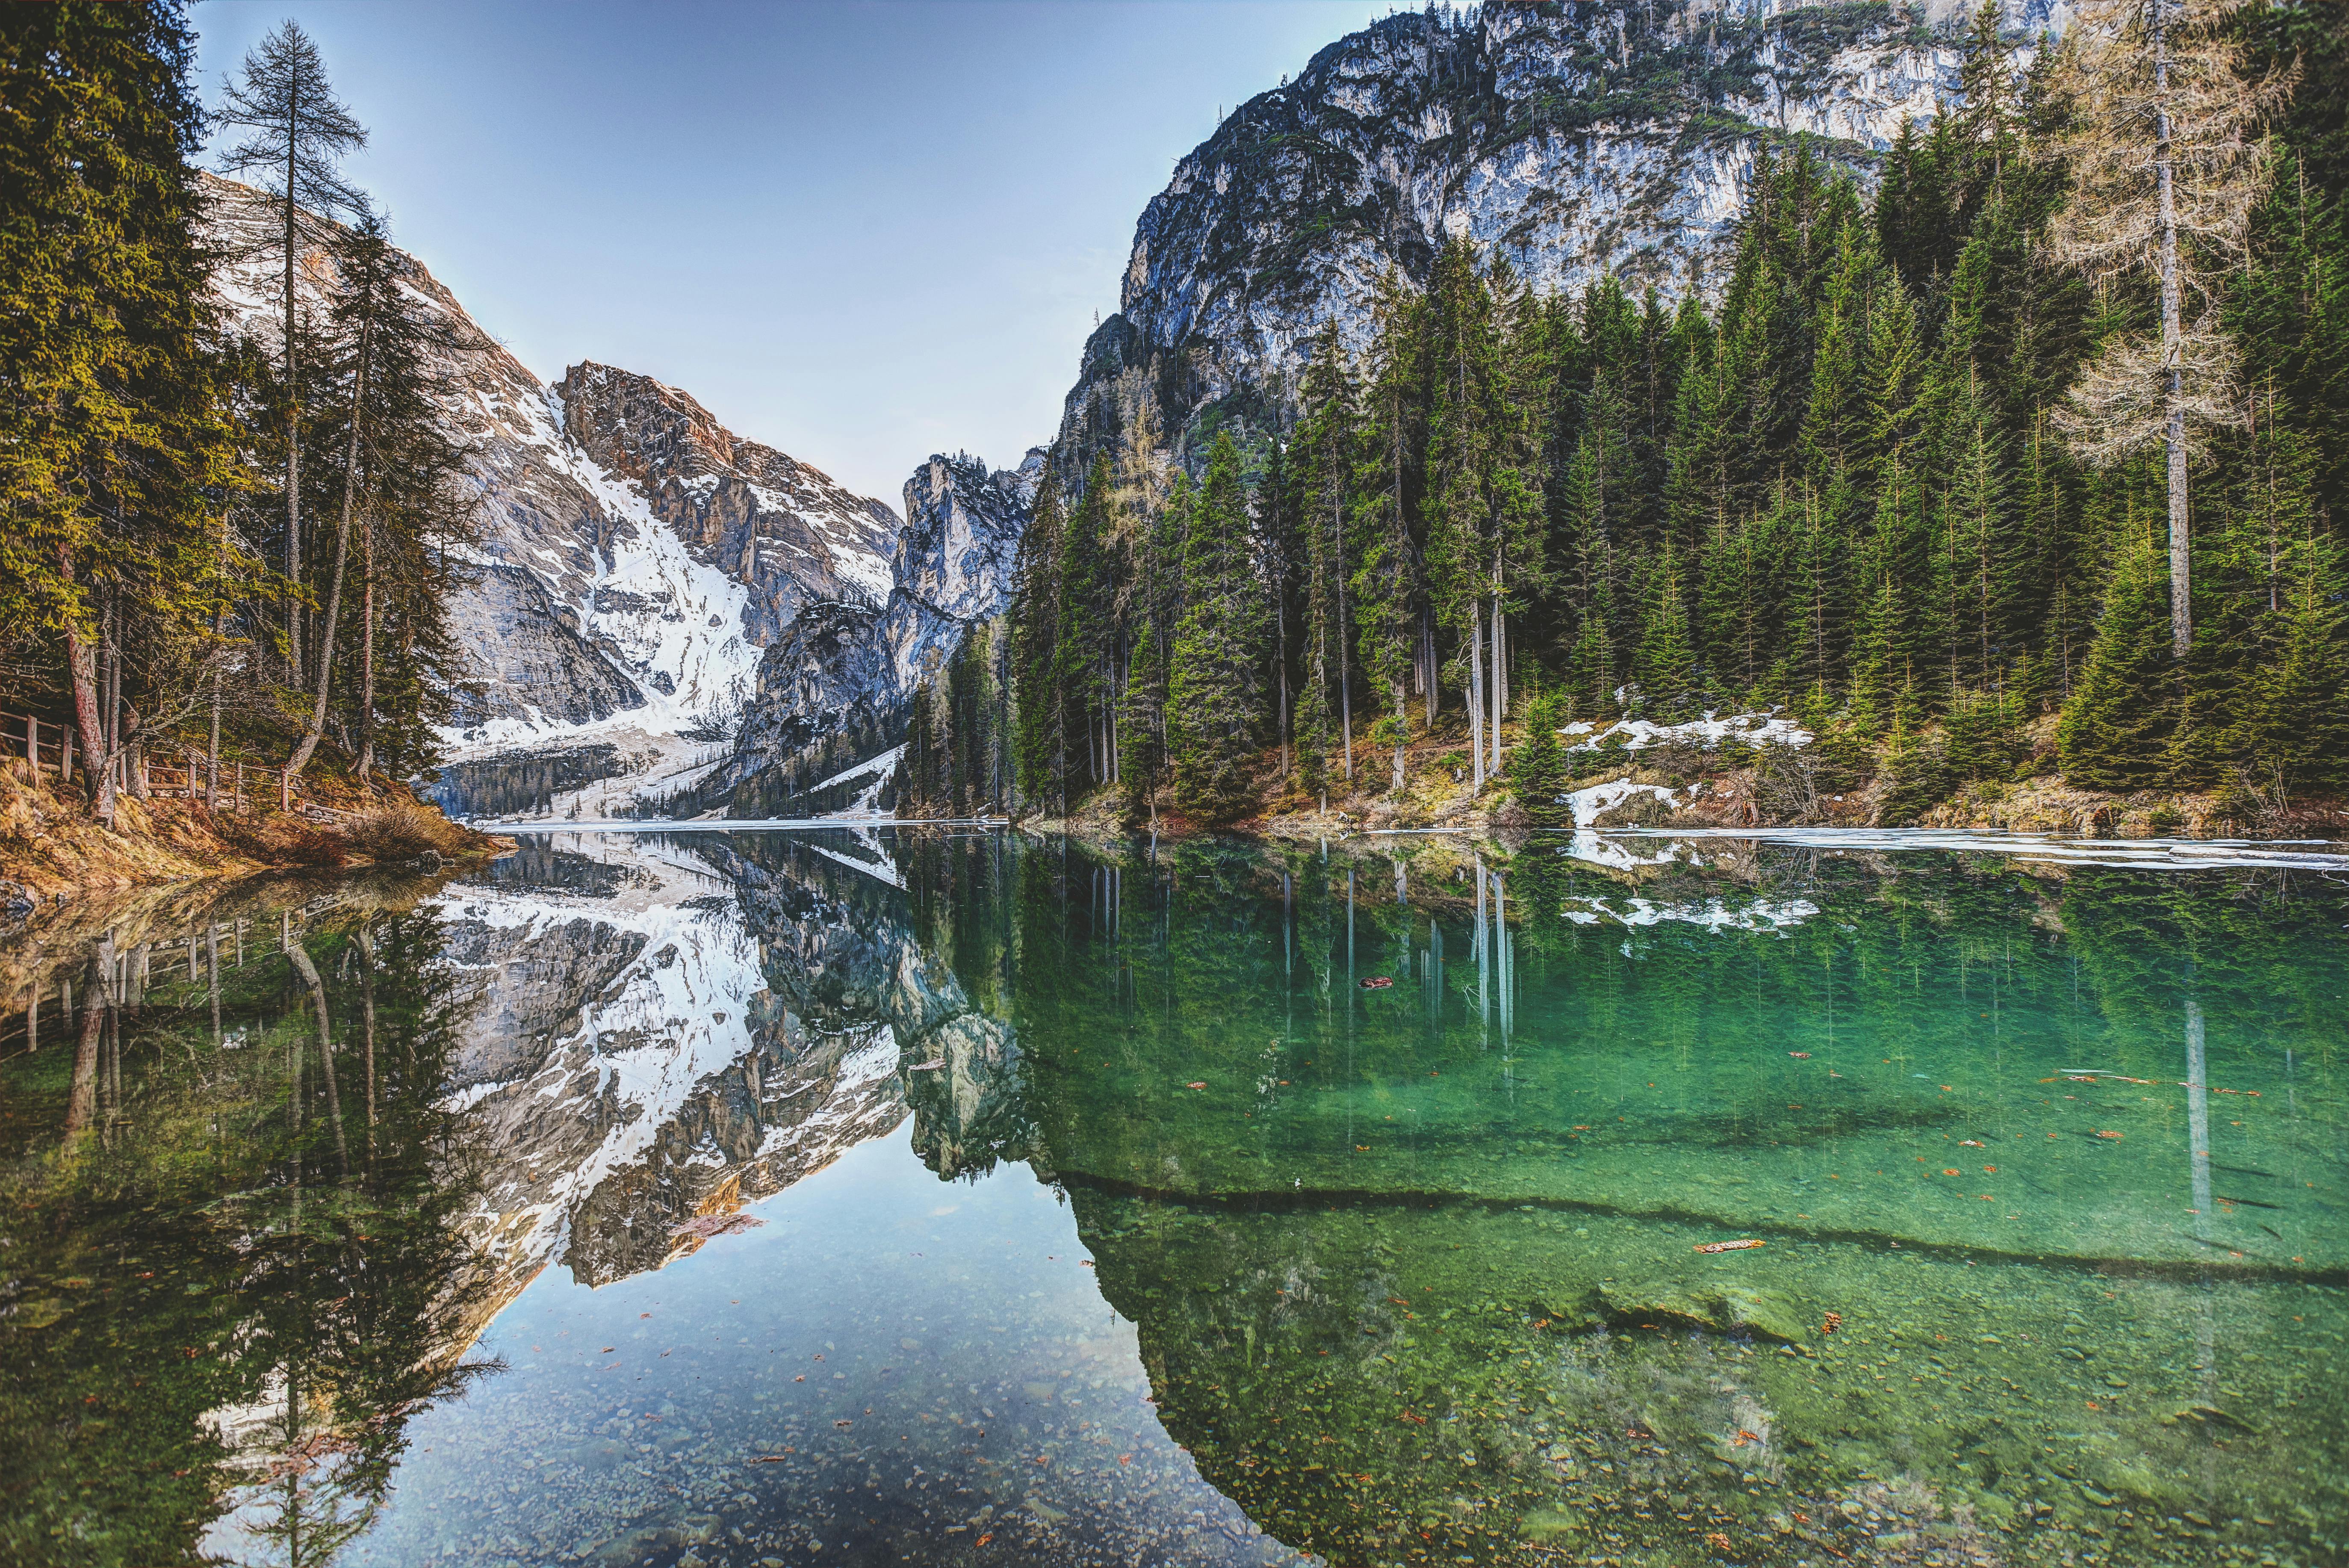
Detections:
[1165, 434, 1264, 822]
[0, 0, 244, 821]
[215, 20, 368, 687]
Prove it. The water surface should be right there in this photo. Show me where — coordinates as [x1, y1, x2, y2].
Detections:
[3, 829, 2343, 1568]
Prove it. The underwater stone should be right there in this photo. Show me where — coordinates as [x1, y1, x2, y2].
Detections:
[1591, 1282, 1808, 1344]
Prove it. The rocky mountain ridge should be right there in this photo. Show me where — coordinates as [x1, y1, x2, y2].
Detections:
[692, 449, 1042, 818]
[1054, 0, 2066, 477]
[200, 174, 899, 777]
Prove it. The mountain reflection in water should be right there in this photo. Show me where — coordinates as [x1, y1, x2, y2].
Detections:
[2, 830, 2343, 1568]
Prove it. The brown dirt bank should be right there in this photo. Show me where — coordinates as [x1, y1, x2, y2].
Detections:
[0, 759, 510, 915]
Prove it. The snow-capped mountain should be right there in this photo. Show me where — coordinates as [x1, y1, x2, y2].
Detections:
[199, 174, 898, 786]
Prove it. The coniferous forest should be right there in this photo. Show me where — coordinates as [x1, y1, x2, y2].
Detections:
[1, 5, 472, 838]
[905, 0, 2349, 832]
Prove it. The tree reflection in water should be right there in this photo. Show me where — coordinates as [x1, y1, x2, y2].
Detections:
[0, 875, 496, 1568]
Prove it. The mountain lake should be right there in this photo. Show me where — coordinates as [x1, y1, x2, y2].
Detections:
[3, 827, 2343, 1568]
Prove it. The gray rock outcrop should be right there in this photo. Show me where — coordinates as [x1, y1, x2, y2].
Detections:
[1054, 0, 2065, 477]
[696, 449, 1042, 816]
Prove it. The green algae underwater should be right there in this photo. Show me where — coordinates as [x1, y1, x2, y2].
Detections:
[900, 830, 2349, 1568]
[0, 830, 2343, 1568]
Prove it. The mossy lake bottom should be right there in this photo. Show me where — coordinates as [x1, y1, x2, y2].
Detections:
[3, 827, 2343, 1568]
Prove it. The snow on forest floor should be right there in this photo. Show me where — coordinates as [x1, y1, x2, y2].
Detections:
[1562, 709, 1812, 751]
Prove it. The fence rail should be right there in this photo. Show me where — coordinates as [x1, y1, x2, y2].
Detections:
[2, 711, 347, 818]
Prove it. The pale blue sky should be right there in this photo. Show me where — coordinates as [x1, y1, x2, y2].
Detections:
[191, 0, 1394, 509]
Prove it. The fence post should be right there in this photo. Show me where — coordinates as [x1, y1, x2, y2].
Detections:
[24, 714, 34, 772]
[62, 725, 73, 783]
[280, 766, 290, 813]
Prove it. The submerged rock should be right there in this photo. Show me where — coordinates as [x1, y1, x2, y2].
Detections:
[1591, 1282, 1807, 1344]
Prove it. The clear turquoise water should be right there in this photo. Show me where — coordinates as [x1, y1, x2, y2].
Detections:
[2, 830, 2342, 1568]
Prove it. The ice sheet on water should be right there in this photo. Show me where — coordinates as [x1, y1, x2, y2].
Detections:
[1608, 825, 2349, 871]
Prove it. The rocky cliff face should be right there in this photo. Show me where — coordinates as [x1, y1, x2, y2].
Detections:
[1054, 0, 2064, 475]
[693, 449, 1042, 817]
[199, 174, 898, 795]
[555, 362, 897, 645]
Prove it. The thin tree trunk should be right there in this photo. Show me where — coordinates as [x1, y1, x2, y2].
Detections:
[290, 310, 370, 777]
[355, 517, 376, 782]
[2153, 0, 2190, 658]
[61, 556, 109, 821]
[1422, 608, 1437, 726]
[1334, 490, 1353, 782]
[1489, 591, 1505, 779]
[283, 116, 305, 685]
[1277, 593, 1291, 782]
[1468, 598, 1486, 793]
[104, 596, 124, 810]
[1390, 679, 1406, 793]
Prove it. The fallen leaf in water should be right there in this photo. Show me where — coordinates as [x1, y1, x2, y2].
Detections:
[671, 1212, 764, 1241]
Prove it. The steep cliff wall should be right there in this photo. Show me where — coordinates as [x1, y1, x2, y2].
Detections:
[1054, 0, 2063, 478]
[696, 449, 1042, 817]
[200, 175, 898, 784]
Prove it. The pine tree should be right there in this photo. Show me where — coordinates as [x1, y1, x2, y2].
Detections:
[1355, 269, 1422, 794]
[1165, 433, 1264, 823]
[1293, 322, 1358, 798]
[0, 0, 244, 821]
[1508, 689, 1573, 829]
[2058, 506, 2182, 788]
[1118, 475, 1179, 822]
[214, 19, 368, 687]
[1008, 471, 1065, 807]
[2224, 392, 2349, 788]
[1634, 543, 1701, 722]
[1052, 453, 1116, 801]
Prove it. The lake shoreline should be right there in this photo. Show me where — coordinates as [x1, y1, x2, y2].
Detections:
[1004, 765, 2349, 857]
[0, 761, 509, 916]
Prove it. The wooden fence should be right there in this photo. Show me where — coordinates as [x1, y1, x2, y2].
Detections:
[2, 711, 351, 821]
